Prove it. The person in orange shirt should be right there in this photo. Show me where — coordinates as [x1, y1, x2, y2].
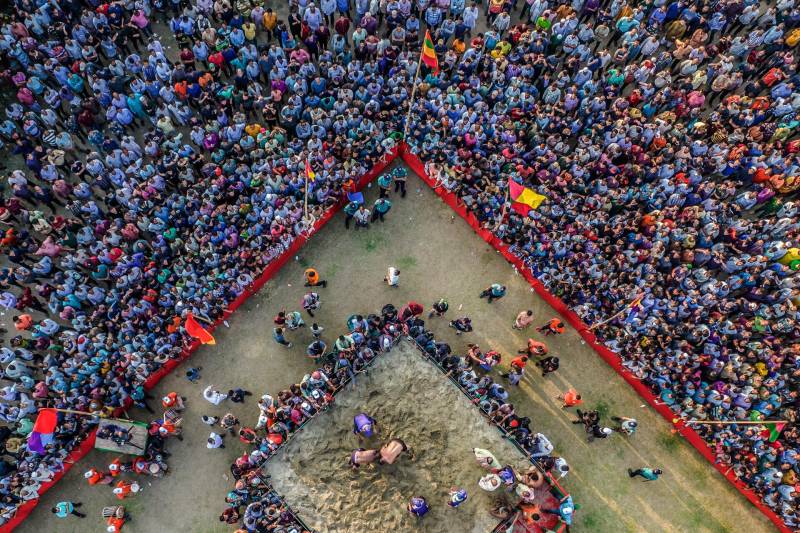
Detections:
[501, 355, 528, 386]
[158, 420, 183, 441]
[108, 458, 123, 477]
[558, 389, 582, 408]
[519, 338, 548, 357]
[84, 468, 113, 485]
[304, 267, 327, 288]
[112, 480, 139, 500]
[161, 391, 185, 411]
[104, 506, 129, 533]
[537, 318, 565, 336]
[263, 8, 278, 40]
[12, 314, 32, 331]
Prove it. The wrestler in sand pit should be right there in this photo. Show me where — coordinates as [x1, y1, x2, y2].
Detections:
[379, 438, 414, 465]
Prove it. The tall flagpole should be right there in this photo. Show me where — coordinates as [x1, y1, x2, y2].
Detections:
[588, 292, 645, 331]
[403, 51, 423, 140]
[303, 180, 309, 223]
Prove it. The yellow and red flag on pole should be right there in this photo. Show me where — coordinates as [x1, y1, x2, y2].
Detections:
[305, 160, 316, 182]
[185, 312, 215, 345]
[509, 181, 546, 215]
[421, 30, 439, 74]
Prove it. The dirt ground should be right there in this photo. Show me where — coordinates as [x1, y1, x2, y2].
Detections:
[264, 340, 525, 533]
[17, 165, 773, 533]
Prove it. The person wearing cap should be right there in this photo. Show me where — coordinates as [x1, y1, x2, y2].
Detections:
[612, 416, 638, 435]
[84, 467, 113, 485]
[353, 412, 377, 439]
[628, 467, 663, 481]
[113, 480, 140, 500]
[447, 487, 468, 508]
[371, 197, 392, 222]
[407, 496, 429, 517]
[108, 458, 123, 478]
[587, 424, 614, 442]
[161, 391, 185, 411]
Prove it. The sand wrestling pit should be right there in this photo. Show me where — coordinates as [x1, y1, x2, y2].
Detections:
[263, 341, 538, 533]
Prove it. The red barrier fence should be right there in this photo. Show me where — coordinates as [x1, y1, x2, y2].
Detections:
[398, 143, 789, 533]
[7, 143, 787, 532]
[4, 147, 401, 533]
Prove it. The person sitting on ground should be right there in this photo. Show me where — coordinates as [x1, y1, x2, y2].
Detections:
[449, 316, 473, 334]
[428, 298, 449, 318]
[513, 310, 534, 330]
[537, 318, 565, 336]
[479, 283, 507, 303]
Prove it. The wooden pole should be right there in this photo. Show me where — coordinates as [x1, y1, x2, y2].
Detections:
[494, 183, 511, 231]
[303, 178, 309, 223]
[684, 420, 788, 426]
[588, 292, 644, 331]
[48, 408, 96, 417]
[402, 52, 423, 141]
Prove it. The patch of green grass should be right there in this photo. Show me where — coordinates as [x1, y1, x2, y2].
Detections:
[581, 512, 598, 528]
[362, 233, 386, 252]
[327, 262, 339, 279]
[593, 400, 610, 419]
[296, 256, 309, 268]
[397, 255, 417, 269]
[657, 432, 681, 453]
[689, 509, 708, 529]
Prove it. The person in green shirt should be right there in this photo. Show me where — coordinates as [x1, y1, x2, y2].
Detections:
[51, 501, 85, 518]
[343, 201, 360, 229]
[628, 467, 662, 481]
[371, 198, 392, 222]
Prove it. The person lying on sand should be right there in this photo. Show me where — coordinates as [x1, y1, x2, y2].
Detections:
[379, 438, 414, 464]
[349, 448, 379, 469]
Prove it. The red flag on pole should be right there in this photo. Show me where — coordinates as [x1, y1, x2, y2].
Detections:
[185, 312, 216, 345]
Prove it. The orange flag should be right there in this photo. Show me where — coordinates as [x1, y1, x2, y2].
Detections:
[185, 312, 216, 345]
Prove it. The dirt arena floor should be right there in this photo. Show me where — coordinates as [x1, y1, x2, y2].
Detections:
[18, 165, 773, 533]
[264, 341, 523, 533]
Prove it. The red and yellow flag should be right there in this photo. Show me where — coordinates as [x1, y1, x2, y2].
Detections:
[305, 160, 316, 182]
[421, 30, 439, 74]
[185, 312, 216, 345]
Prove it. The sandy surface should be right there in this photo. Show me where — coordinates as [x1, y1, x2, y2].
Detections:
[17, 165, 773, 533]
[264, 341, 523, 533]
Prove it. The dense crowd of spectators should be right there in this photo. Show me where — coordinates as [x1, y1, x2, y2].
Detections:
[0, 0, 797, 527]
[409, 0, 800, 527]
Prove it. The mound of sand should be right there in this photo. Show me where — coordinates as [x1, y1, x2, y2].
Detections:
[264, 340, 529, 533]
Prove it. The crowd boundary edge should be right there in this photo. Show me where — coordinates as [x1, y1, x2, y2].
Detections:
[398, 142, 789, 533]
[4, 142, 788, 532]
[3, 147, 400, 532]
